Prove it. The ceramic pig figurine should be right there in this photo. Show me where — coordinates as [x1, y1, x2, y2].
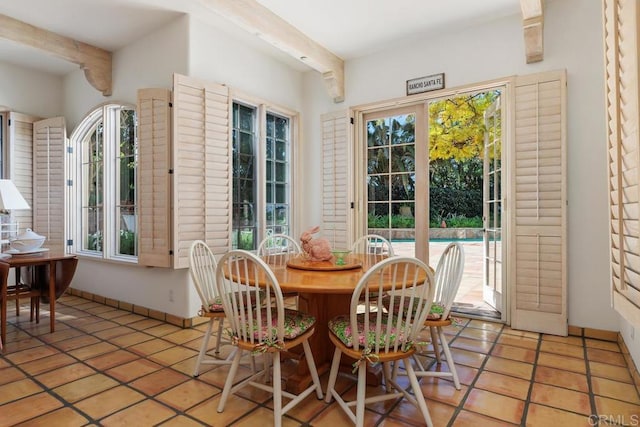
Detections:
[300, 226, 332, 261]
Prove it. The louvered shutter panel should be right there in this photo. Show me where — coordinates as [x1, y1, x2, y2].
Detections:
[8, 112, 37, 232]
[33, 117, 66, 253]
[510, 70, 567, 335]
[605, 0, 640, 321]
[173, 74, 230, 267]
[321, 110, 352, 250]
[137, 88, 172, 267]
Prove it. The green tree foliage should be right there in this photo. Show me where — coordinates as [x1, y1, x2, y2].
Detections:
[428, 91, 500, 223]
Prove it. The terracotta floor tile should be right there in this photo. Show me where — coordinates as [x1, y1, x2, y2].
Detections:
[112, 313, 149, 325]
[3, 296, 640, 427]
[450, 336, 494, 354]
[100, 399, 177, 426]
[74, 385, 146, 419]
[148, 346, 199, 366]
[85, 349, 140, 370]
[594, 396, 640, 423]
[35, 363, 97, 388]
[0, 366, 26, 385]
[458, 326, 500, 342]
[463, 389, 525, 424]
[68, 341, 120, 360]
[537, 352, 586, 374]
[452, 409, 518, 426]
[524, 403, 592, 426]
[129, 368, 190, 395]
[187, 393, 259, 426]
[450, 347, 487, 368]
[4, 344, 59, 364]
[591, 376, 640, 404]
[156, 379, 220, 411]
[18, 352, 77, 376]
[129, 338, 175, 356]
[51, 334, 102, 352]
[541, 334, 584, 346]
[590, 361, 634, 383]
[106, 358, 163, 382]
[14, 407, 90, 427]
[474, 371, 531, 400]
[484, 355, 533, 380]
[539, 340, 586, 359]
[584, 338, 620, 352]
[496, 333, 539, 350]
[91, 325, 137, 340]
[52, 373, 119, 403]
[534, 365, 589, 392]
[587, 348, 628, 367]
[530, 383, 591, 415]
[0, 378, 43, 404]
[0, 393, 64, 426]
[491, 344, 537, 364]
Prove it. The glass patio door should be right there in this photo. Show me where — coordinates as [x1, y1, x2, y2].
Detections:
[482, 95, 503, 312]
[363, 105, 428, 263]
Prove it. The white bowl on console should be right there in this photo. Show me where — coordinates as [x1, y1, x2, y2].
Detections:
[9, 228, 46, 252]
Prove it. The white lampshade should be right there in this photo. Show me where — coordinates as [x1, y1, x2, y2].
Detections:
[0, 179, 30, 210]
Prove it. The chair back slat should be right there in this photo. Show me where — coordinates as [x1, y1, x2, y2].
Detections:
[257, 234, 301, 266]
[350, 256, 434, 354]
[434, 242, 465, 319]
[189, 241, 219, 312]
[351, 234, 395, 258]
[216, 250, 285, 345]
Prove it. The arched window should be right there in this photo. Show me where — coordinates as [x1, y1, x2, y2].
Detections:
[70, 104, 137, 261]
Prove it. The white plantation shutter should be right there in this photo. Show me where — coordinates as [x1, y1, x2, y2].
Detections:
[33, 117, 66, 253]
[8, 112, 37, 232]
[510, 70, 567, 335]
[137, 88, 172, 267]
[321, 110, 352, 250]
[172, 74, 231, 268]
[605, 0, 640, 325]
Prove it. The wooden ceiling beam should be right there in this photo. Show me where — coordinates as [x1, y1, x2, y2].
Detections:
[0, 13, 112, 96]
[520, 0, 544, 64]
[200, 0, 345, 103]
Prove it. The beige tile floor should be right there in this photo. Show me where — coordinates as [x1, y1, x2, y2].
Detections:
[1, 294, 640, 426]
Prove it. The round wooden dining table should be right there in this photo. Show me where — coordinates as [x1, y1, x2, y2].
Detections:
[262, 252, 429, 394]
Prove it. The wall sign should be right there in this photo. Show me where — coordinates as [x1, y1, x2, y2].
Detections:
[406, 73, 445, 95]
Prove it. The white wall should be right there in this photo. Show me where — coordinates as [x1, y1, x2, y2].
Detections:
[189, 16, 304, 113]
[65, 14, 304, 318]
[302, 0, 618, 337]
[0, 62, 63, 118]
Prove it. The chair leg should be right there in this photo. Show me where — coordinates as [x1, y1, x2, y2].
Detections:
[324, 347, 342, 403]
[430, 326, 441, 363]
[355, 362, 367, 427]
[214, 317, 224, 354]
[272, 352, 282, 427]
[1, 300, 6, 346]
[302, 340, 323, 399]
[438, 326, 461, 390]
[193, 318, 214, 377]
[405, 359, 434, 427]
[217, 348, 243, 413]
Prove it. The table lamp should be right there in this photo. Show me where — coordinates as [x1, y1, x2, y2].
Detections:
[0, 179, 30, 244]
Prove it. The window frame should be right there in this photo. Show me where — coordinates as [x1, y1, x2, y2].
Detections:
[69, 102, 138, 263]
[230, 91, 299, 250]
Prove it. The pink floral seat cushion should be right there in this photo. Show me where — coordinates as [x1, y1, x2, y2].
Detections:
[204, 291, 264, 313]
[328, 313, 409, 349]
[237, 308, 316, 341]
[382, 295, 446, 320]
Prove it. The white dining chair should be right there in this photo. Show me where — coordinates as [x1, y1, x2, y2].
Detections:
[351, 234, 395, 258]
[215, 250, 323, 427]
[324, 256, 436, 427]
